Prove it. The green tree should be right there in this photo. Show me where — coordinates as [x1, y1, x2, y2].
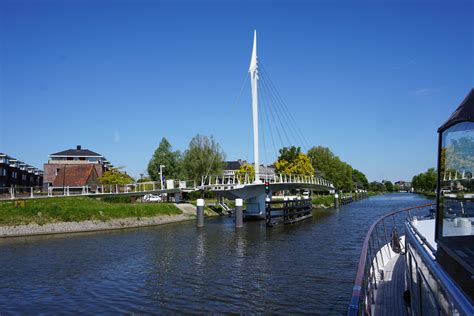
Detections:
[99, 168, 134, 185]
[384, 180, 394, 192]
[307, 146, 354, 191]
[275, 153, 314, 176]
[274, 146, 314, 176]
[352, 169, 369, 189]
[182, 134, 225, 182]
[277, 146, 301, 163]
[411, 168, 437, 192]
[368, 181, 386, 192]
[236, 163, 255, 182]
[147, 137, 182, 181]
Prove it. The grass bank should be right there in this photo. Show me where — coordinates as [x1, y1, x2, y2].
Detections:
[0, 197, 182, 226]
[367, 191, 383, 197]
[414, 191, 436, 198]
[312, 195, 334, 208]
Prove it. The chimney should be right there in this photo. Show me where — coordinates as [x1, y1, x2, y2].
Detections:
[77, 145, 81, 151]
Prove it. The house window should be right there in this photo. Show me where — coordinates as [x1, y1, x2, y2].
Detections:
[55, 168, 60, 176]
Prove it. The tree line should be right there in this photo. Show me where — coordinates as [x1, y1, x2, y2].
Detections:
[411, 168, 437, 193]
[147, 135, 225, 182]
[99, 137, 371, 192]
[147, 135, 369, 191]
[270, 145, 369, 191]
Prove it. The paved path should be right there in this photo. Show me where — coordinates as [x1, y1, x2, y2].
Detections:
[173, 203, 197, 215]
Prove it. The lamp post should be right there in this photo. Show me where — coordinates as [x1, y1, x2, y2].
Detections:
[159, 165, 165, 190]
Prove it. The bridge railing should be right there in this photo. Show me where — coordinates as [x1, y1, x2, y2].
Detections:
[0, 179, 200, 200]
[202, 173, 335, 189]
[0, 173, 335, 200]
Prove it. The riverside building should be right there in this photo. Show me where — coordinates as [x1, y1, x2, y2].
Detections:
[43, 145, 113, 188]
[0, 153, 43, 188]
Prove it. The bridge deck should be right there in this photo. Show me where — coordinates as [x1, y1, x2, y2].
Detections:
[374, 253, 408, 316]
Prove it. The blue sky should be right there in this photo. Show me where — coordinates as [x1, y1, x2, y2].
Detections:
[1, 0, 473, 182]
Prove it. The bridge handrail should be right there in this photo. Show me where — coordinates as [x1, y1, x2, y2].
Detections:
[203, 172, 335, 188]
[347, 203, 435, 316]
[1, 173, 337, 200]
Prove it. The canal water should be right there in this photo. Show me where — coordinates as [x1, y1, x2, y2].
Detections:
[0, 193, 432, 314]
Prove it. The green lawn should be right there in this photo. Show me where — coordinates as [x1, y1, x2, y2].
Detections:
[0, 197, 182, 226]
[312, 195, 334, 207]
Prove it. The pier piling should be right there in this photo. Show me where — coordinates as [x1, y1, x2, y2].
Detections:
[196, 199, 205, 227]
[235, 198, 243, 228]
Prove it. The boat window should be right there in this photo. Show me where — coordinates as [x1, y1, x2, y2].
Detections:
[439, 122, 474, 237]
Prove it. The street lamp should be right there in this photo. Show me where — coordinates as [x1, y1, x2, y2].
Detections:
[159, 165, 165, 190]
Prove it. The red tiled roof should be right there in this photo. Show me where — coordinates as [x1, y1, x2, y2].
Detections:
[52, 165, 98, 187]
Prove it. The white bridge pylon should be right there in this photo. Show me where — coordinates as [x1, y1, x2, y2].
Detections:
[249, 29, 260, 182]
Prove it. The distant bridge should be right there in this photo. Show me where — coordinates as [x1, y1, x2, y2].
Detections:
[1, 173, 333, 202]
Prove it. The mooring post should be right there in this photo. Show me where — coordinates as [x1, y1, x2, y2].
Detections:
[334, 192, 339, 208]
[196, 198, 205, 227]
[235, 198, 243, 228]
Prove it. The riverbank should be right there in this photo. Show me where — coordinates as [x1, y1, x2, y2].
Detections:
[414, 191, 436, 198]
[0, 197, 183, 226]
[0, 197, 217, 237]
[0, 213, 195, 238]
[312, 192, 380, 209]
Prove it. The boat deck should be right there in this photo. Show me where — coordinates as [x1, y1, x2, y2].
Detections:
[374, 253, 408, 316]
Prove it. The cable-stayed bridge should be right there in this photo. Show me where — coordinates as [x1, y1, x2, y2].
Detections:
[1, 30, 337, 219]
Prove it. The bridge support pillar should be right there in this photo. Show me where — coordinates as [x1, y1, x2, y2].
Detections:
[235, 199, 243, 228]
[245, 189, 271, 219]
[196, 199, 204, 227]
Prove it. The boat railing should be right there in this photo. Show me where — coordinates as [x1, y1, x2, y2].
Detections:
[409, 223, 437, 256]
[347, 203, 435, 316]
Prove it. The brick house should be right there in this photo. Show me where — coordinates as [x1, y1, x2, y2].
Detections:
[44, 145, 112, 188]
[52, 165, 99, 188]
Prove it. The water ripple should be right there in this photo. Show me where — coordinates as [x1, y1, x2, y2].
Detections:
[0, 193, 431, 314]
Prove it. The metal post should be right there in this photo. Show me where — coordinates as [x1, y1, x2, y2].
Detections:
[235, 198, 243, 228]
[196, 198, 205, 227]
[159, 165, 165, 190]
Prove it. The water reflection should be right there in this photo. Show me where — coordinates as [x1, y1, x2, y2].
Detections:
[0, 193, 431, 314]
